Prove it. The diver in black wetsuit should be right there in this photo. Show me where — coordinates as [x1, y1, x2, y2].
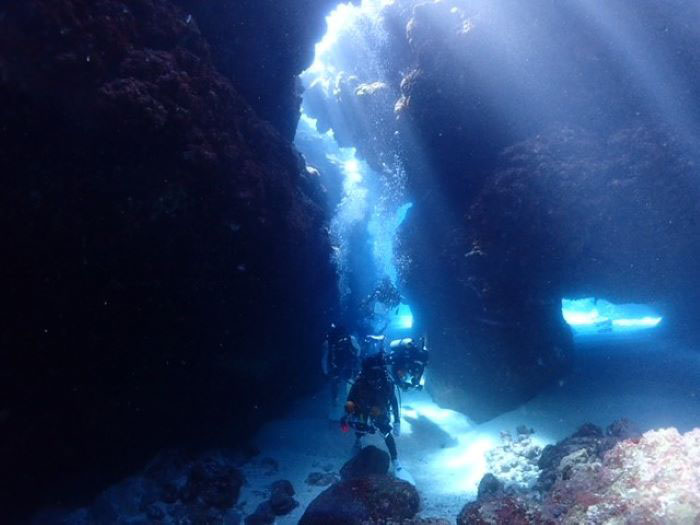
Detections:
[387, 337, 429, 391]
[341, 353, 403, 471]
[360, 334, 385, 361]
[322, 325, 360, 417]
[360, 277, 403, 333]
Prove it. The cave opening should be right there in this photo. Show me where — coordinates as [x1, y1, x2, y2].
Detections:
[294, 0, 418, 340]
[562, 297, 663, 339]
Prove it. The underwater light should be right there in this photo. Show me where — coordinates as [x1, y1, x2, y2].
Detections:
[415, 404, 454, 424]
[306, 0, 395, 77]
[613, 317, 662, 328]
[444, 436, 494, 470]
[344, 159, 359, 174]
[395, 202, 413, 225]
[562, 298, 663, 336]
[562, 308, 603, 326]
[390, 303, 414, 330]
[342, 158, 363, 185]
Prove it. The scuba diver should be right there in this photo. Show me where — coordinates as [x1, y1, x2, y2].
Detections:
[360, 277, 403, 333]
[322, 324, 360, 418]
[387, 337, 429, 391]
[341, 352, 403, 472]
[360, 334, 385, 361]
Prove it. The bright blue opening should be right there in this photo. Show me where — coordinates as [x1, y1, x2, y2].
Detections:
[393, 302, 414, 330]
[562, 297, 663, 337]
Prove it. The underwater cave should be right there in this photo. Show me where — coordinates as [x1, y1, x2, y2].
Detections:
[2, 0, 700, 523]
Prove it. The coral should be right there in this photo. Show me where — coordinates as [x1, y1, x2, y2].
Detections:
[537, 422, 613, 492]
[550, 428, 700, 524]
[485, 427, 542, 490]
[461, 423, 700, 525]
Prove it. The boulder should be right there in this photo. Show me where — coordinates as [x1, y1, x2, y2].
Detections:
[268, 479, 298, 516]
[340, 445, 391, 481]
[476, 474, 504, 502]
[299, 475, 419, 525]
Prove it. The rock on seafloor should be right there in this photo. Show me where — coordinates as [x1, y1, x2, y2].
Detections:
[268, 479, 299, 516]
[299, 474, 420, 525]
[299, 446, 418, 524]
[340, 445, 391, 481]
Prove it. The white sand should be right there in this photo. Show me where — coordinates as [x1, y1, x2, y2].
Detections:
[237, 338, 700, 523]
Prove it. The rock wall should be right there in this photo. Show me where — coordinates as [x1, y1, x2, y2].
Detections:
[400, 0, 700, 420]
[173, 0, 342, 140]
[0, 0, 338, 519]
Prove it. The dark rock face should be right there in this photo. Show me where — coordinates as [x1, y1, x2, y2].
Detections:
[0, 0, 338, 519]
[299, 475, 420, 525]
[306, 471, 340, 487]
[339, 445, 390, 481]
[173, 0, 343, 140]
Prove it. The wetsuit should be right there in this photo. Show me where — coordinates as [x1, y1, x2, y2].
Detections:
[324, 330, 359, 409]
[388, 338, 429, 390]
[346, 361, 400, 460]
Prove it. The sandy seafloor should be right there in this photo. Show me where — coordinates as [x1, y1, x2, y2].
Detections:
[236, 337, 700, 523]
